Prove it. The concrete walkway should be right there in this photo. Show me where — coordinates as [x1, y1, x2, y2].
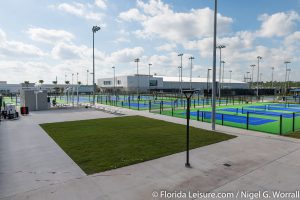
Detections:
[0, 108, 119, 199]
[1, 106, 300, 200]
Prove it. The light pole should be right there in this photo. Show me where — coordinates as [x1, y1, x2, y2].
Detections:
[256, 56, 262, 98]
[112, 66, 116, 96]
[72, 73, 74, 106]
[182, 89, 195, 168]
[271, 67, 274, 88]
[217, 45, 226, 99]
[76, 72, 79, 106]
[86, 70, 89, 85]
[246, 71, 250, 83]
[92, 25, 101, 105]
[148, 63, 152, 93]
[207, 68, 212, 98]
[284, 61, 291, 96]
[178, 53, 183, 93]
[178, 66, 182, 93]
[189, 56, 195, 90]
[134, 58, 140, 97]
[229, 70, 232, 84]
[221, 60, 225, 89]
[250, 64, 255, 88]
[212, 0, 218, 131]
[287, 68, 291, 92]
[260, 73, 263, 88]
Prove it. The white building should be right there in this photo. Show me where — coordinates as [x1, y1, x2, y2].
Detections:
[98, 75, 249, 93]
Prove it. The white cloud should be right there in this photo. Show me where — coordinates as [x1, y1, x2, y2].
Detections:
[26, 27, 75, 44]
[95, 0, 107, 9]
[119, 0, 233, 42]
[51, 2, 104, 23]
[0, 29, 45, 58]
[284, 31, 300, 45]
[108, 47, 144, 63]
[155, 43, 177, 51]
[258, 11, 300, 37]
[119, 8, 147, 22]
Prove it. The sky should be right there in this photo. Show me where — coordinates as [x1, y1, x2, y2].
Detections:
[0, 0, 299, 84]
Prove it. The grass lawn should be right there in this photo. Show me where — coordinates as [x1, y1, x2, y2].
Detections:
[40, 116, 235, 174]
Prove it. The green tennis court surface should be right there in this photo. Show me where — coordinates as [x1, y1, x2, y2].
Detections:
[152, 102, 300, 135]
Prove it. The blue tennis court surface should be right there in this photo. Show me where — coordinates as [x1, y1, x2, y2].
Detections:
[220, 108, 300, 118]
[186, 111, 276, 125]
[248, 105, 300, 113]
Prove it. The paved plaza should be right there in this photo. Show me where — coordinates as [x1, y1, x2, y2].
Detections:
[1, 106, 300, 200]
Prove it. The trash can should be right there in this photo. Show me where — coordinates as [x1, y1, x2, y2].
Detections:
[20, 107, 29, 115]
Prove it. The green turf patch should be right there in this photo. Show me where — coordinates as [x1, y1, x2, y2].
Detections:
[40, 116, 235, 174]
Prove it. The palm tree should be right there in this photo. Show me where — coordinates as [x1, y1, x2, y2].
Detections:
[52, 81, 58, 100]
[39, 80, 44, 84]
[65, 81, 70, 85]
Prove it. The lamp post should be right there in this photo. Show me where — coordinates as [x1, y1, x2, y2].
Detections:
[217, 45, 226, 98]
[86, 70, 89, 85]
[207, 68, 212, 98]
[112, 66, 116, 96]
[229, 70, 232, 84]
[256, 56, 262, 98]
[284, 61, 291, 96]
[287, 68, 291, 92]
[178, 53, 183, 93]
[189, 56, 195, 90]
[260, 73, 263, 89]
[250, 64, 255, 88]
[182, 89, 195, 168]
[246, 71, 250, 83]
[71, 73, 74, 106]
[76, 72, 79, 106]
[178, 66, 182, 93]
[212, 0, 218, 131]
[134, 58, 140, 97]
[221, 60, 225, 89]
[148, 63, 152, 93]
[92, 25, 101, 105]
[271, 67, 274, 88]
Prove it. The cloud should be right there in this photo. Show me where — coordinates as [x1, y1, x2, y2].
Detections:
[0, 29, 45, 58]
[51, 2, 104, 22]
[155, 43, 177, 51]
[95, 0, 107, 9]
[119, 8, 147, 22]
[119, 0, 233, 42]
[108, 47, 144, 63]
[258, 11, 300, 37]
[26, 27, 75, 44]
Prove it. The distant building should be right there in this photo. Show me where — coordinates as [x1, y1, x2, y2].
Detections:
[98, 74, 249, 93]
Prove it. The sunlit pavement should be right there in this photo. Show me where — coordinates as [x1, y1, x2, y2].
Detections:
[1, 106, 300, 200]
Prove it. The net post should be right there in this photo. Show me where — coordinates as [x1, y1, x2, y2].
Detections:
[222, 114, 224, 125]
[293, 112, 295, 132]
[280, 114, 283, 135]
[247, 112, 249, 130]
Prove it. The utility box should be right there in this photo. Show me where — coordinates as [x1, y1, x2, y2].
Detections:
[20, 90, 49, 111]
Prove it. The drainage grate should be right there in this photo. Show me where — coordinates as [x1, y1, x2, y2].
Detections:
[223, 163, 231, 167]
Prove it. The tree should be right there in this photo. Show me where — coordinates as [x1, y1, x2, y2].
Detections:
[39, 80, 44, 84]
[77, 81, 81, 85]
[65, 81, 70, 85]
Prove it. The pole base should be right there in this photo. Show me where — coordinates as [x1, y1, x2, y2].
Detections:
[185, 163, 191, 168]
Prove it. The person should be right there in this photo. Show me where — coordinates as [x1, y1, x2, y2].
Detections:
[52, 99, 56, 106]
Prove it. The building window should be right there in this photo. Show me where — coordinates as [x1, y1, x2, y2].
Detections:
[103, 81, 111, 85]
[149, 80, 158, 86]
[117, 80, 121, 85]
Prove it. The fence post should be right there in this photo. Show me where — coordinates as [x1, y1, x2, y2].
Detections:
[236, 108, 239, 115]
[194, 99, 196, 108]
[293, 112, 295, 132]
[247, 112, 249, 130]
[242, 107, 244, 114]
[138, 100, 140, 110]
[201, 111, 204, 122]
[172, 107, 174, 116]
[149, 100, 151, 112]
[280, 115, 283, 135]
[197, 110, 199, 121]
[160, 102, 162, 114]
[161, 101, 164, 111]
[222, 114, 224, 125]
